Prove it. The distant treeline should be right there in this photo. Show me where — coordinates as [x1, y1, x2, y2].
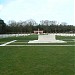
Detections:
[0, 19, 75, 34]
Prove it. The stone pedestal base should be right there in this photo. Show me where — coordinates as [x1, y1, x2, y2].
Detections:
[28, 34, 66, 43]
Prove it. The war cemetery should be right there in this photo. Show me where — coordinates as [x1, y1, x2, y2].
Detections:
[0, 19, 75, 75]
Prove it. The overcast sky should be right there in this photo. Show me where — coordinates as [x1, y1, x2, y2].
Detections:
[0, 0, 74, 25]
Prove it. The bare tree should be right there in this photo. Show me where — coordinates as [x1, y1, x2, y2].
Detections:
[25, 19, 37, 26]
[60, 22, 67, 25]
[40, 20, 57, 25]
[49, 21, 57, 25]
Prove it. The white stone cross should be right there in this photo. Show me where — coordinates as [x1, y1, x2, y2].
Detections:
[34, 28, 43, 35]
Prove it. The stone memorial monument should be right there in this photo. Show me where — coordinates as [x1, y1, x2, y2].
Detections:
[28, 34, 66, 43]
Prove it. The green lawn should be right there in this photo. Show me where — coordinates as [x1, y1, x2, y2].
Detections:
[0, 35, 75, 75]
[0, 35, 38, 42]
[0, 46, 75, 75]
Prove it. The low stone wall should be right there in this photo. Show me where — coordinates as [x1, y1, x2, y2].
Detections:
[0, 34, 30, 38]
[49, 33, 75, 36]
[0, 33, 75, 39]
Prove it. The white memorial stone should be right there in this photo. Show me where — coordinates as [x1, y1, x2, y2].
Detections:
[28, 34, 66, 43]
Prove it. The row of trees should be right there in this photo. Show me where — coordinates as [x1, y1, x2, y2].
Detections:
[0, 19, 75, 34]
